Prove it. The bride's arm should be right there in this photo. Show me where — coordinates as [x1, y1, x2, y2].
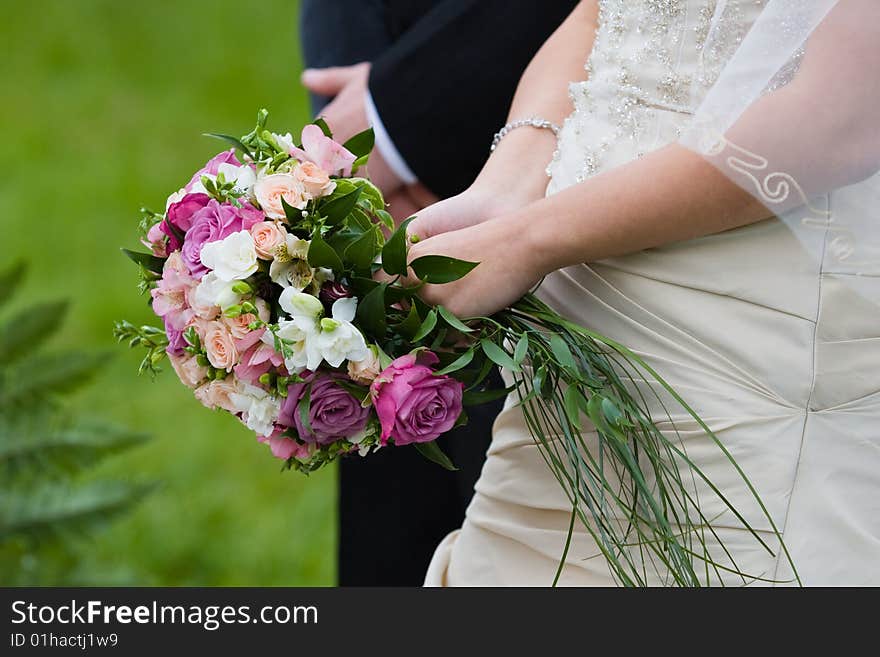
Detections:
[408, 144, 768, 317]
[406, 2, 598, 235]
[472, 1, 599, 205]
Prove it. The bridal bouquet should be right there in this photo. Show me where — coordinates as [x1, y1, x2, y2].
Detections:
[117, 110, 795, 586]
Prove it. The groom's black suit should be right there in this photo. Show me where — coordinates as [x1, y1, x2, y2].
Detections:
[300, 0, 577, 585]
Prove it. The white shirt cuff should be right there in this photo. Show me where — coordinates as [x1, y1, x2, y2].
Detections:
[364, 89, 418, 185]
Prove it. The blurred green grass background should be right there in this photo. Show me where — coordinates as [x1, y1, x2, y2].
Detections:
[0, 0, 335, 585]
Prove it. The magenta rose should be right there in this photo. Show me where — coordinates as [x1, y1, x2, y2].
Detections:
[185, 149, 240, 192]
[279, 373, 370, 445]
[162, 193, 211, 250]
[370, 351, 463, 446]
[181, 199, 264, 277]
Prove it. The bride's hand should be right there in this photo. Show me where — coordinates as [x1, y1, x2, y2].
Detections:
[406, 213, 551, 318]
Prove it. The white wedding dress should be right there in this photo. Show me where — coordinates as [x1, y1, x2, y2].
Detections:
[425, 0, 880, 586]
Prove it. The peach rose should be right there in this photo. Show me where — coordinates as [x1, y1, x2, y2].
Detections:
[185, 285, 220, 320]
[250, 221, 287, 259]
[204, 321, 238, 371]
[294, 161, 335, 199]
[254, 173, 307, 220]
[194, 379, 240, 413]
[185, 315, 215, 342]
[346, 347, 382, 385]
[169, 352, 209, 388]
[223, 313, 258, 341]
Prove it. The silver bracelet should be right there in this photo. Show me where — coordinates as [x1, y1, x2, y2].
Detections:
[490, 117, 560, 152]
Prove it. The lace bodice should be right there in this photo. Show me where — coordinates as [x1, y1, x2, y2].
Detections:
[547, 0, 767, 191]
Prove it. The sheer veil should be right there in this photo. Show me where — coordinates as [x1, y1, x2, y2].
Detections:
[680, 0, 880, 305]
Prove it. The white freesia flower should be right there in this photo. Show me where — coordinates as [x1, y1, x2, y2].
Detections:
[216, 162, 256, 194]
[274, 290, 369, 371]
[228, 383, 281, 438]
[200, 230, 258, 281]
[272, 132, 296, 154]
[193, 272, 242, 311]
[269, 235, 313, 289]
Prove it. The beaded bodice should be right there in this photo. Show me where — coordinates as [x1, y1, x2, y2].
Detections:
[547, 0, 766, 192]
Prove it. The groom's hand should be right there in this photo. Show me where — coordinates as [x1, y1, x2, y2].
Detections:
[301, 63, 403, 196]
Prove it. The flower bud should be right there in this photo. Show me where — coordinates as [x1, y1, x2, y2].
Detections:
[223, 304, 243, 317]
[319, 280, 352, 306]
[231, 281, 252, 295]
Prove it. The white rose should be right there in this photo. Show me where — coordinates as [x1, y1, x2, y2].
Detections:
[193, 272, 242, 311]
[199, 230, 258, 281]
[228, 383, 280, 438]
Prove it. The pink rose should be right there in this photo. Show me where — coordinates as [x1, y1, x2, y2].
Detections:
[294, 161, 335, 199]
[181, 199, 264, 278]
[234, 341, 284, 385]
[254, 173, 308, 220]
[194, 379, 240, 413]
[370, 352, 463, 446]
[204, 321, 238, 371]
[169, 352, 208, 388]
[249, 221, 287, 259]
[287, 124, 356, 177]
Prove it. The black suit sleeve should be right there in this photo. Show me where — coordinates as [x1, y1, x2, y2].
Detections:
[368, 0, 579, 198]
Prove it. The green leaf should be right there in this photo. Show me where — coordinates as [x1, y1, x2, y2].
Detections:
[343, 128, 375, 158]
[480, 338, 520, 372]
[513, 333, 529, 365]
[0, 350, 109, 405]
[434, 348, 474, 376]
[356, 283, 387, 339]
[438, 305, 475, 333]
[374, 209, 395, 231]
[395, 303, 422, 339]
[462, 386, 513, 405]
[317, 186, 362, 225]
[381, 217, 415, 277]
[413, 441, 458, 471]
[312, 117, 333, 138]
[0, 422, 148, 477]
[121, 249, 164, 275]
[0, 261, 26, 309]
[351, 153, 369, 172]
[412, 309, 438, 342]
[0, 301, 68, 366]
[202, 132, 253, 159]
[352, 177, 384, 211]
[549, 334, 576, 371]
[0, 480, 154, 541]
[281, 195, 303, 223]
[307, 232, 344, 272]
[343, 227, 379, 270]
[563, 385, 584, 431]
[410, 255, 478, 284]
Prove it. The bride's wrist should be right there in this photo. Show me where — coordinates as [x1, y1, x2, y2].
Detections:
[470, 129, 557, 210]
